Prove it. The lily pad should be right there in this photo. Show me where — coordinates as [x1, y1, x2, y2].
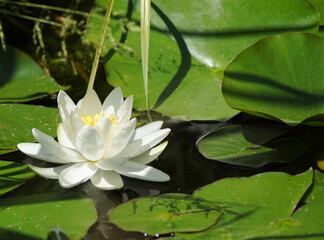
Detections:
[109, 193, 222, 235]
[222, 33, 324, 125]
[86, 0, 238, 120]
[0, 104, 60, 154]
[0, 192, 96, 240]
[174, 169, 313, 240]
[0, 160, 35, 195]
[109, 170, 318, 239]
[0, 46, 62, 103]
[197, 124, 305, 168]
[309, 0, 324, 25]
[151, 0, 319, 69]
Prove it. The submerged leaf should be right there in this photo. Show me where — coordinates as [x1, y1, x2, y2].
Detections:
[109, 193, 222, 235]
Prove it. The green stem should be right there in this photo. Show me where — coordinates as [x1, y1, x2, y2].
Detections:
[141, 0, 151, 121]
[0, 10, 64, 27]
[87, 0, 115, 91]
[5, 1, 89, 17]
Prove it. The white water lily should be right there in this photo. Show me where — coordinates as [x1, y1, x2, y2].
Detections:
[18, 88, 170, 190]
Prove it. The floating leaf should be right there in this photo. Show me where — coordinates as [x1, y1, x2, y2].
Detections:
[174, 170, 313, 240]
[109, 170, 317, 239]
[86, 0, 237, 120]
[0, 46, 62, 103]
[222, 33, 324, 125]
[0, 192, 96, 240]
[0, 104, 60, 154]
[151, 0, 319, 69]
[0, 160, 34, 195]
[197, 124, 305, 168]
[309, 0, 324, 25]
[109, 193, 222, 235]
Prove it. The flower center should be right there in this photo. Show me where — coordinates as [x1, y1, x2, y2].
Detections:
[81, 112, 104, 126]
[108, 114, 119, 125]
[80, 112, 119, 126]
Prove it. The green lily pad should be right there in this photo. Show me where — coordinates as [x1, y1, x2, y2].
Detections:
[0, 104, 60, 154]
[174, 169, 313, 240]
[222, 33, 324, 125]
[85, 0, 237, 120]
[151, 0, 319, 69]
[309, 0, 324, 25]
[0, 160, 35, 195]
[109, 193, 222, 235]
[0, 192, 96, 240]
[197, 124, 305, 168]
[0, 46, 62, 103]
[109, 170, 317, 239]
[305, 170, 324, 202]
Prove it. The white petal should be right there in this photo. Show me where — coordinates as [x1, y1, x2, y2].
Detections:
[57, 124, 75, 149]
[103, 87, 123, 114]
[105, 118, 136, 158]
[90, 169, 123, 190]
[57, 90, 76, 113]
[77, 89, 102, 116]
[69, 111, 84, 143]
[96, 157, 129, 170]
[115, 161, 170, 182]
[134, 121, 163, 140]
[117, 95, 133, 126]
[18, 143, 71, 164]
[95, 117, 113, 149]
[59, 162, 97, 188]
[57, 91, 75, 141]
[75, 125, 104, 161]
[28, 164, 71, 179]
[129, 128, 171, 157]
[115, 139, 143, 158]
[131, 141, 168, 165]
[32, 129, 84, 162]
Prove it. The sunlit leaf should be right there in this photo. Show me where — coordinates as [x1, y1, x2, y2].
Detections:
[0, 46, 62, 103]
[309, 0, 324, 25]
[0, 104, 60, 154]
[174, 170, 313, 239]
[222, 33, 324, 125]
[151, 0, 319, 69]
[85, 0, 237, 120]
[0, 192, 96, 240]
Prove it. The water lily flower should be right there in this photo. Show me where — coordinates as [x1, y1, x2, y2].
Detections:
[18, 88, 170, 190]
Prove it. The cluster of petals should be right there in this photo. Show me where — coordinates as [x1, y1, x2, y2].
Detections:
[18, 88, 170, 190]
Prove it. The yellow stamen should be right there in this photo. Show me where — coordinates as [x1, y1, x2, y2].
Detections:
[108, 114, 119, 125]
[81, 112, 104, 126]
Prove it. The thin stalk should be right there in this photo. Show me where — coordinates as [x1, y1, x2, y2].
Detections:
[5, 1, 89, 17]
[87, 0, 115, 91]
[140, 0, 151, 121]
[0, 10, 64, 27]
[0, 19, 5, 50]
